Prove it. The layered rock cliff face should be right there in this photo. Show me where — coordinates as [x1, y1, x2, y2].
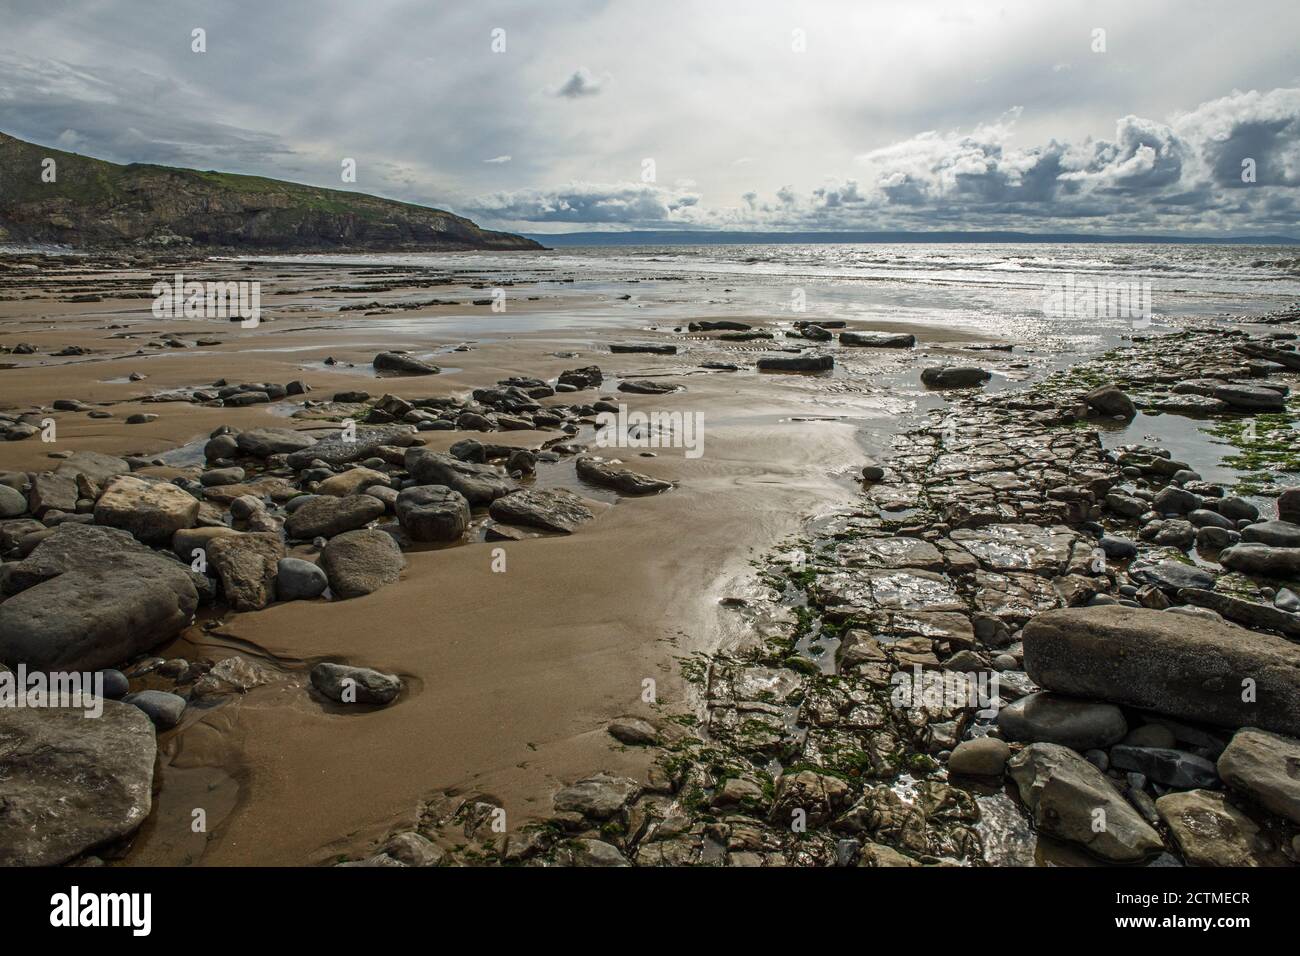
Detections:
[0, 132, 540, 251]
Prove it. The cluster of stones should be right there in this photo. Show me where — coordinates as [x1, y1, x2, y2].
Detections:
[0, 362, 676, 865]
[432, 327, 1300, 867]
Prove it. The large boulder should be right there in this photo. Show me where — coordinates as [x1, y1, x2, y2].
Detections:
[1022, 606, 1300, 737]
[488, 488, 596, 534]
[94, 474, 199, 545]
[1084, 384, 1137, 419]
[395, 485, 470, 542]
[0, 565, 197, 671]
[1007, 743, 1163, 863]
[284, 494, 385, 539]
[320, 529, 405, 598]
[2, 522, 193, 596]
[207, 532, 285, 610]
[1216, 727, 1300, 824]
[404, 449, 513, 505]
[0, 701, 156, 866]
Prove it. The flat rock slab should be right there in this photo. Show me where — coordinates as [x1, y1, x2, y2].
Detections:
[839, 331, 915, 348]
[575, 456, 672, 495]
[487, 488, 596, 534]
[836, 536, 946, 571]
[814, 568, 964, 615]
[0, 702, 156, 866]
[1023, 605, 1300, 737]
[285, 494, 386, 540]
[286, 425, 417, 470]
[949, 524, 1078, 575]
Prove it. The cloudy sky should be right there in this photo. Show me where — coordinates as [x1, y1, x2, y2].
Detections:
[3, 0, 1299, 235]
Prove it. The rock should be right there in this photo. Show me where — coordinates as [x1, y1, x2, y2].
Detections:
[1278, 487, 1300, 524]
[553, 773, 641, 819]
[122, 689, 186, 730]
[190, 656, 277, 697]
[575, 456, 672, 495]
[1155, 790, 1267, 866]
[1123, 724, 1177, 749]
[1179, 587, 1300, 639]
[1105, 492, 1146, 518]
[1277, 587, 1300, 612]
[1022, 606, 1300, 737]
[0, 485, 26, 517]
[839, 331, 915, 348]
[1084, 384, 1137, 419]
[235, 427, 317, 457]
[28, 472, 79, 516]
[949, 524, 1078, 574]
[373, 351, 440, 375]
[317, 467, 389, 498]
[199, 466, 245, 487]
[861, 464, 885, 482]
[567, 839, 630, 867]
[396, 485, 470, 542]
[94, 475, 199, 545]
[487, 488, 595, 534]
[920, 366, 991, 388]
[1110, 745, 1220, 789]
[609, 343, 676, 355]
[404, 449, 514, 505]
[1216, 727, 1300, 824]
[756, 353, 834, 372]
[770, 770, 852, 827]
[0, 701, 156, 866]
[207, 532, 285, 610]
[1098, 535, 1138, 560]
[1240, 519, 1300, 548]
[1211, 382, 1285, 412]
[617, 379, 679, 394]
[1131, 560, 1216, 594]
[310, 662, 401, 705]
[607, 717, 660, 745]
[53, 450, 130, 484]
[3, 523, 195, 597]
[948, 737, 1010, 776]
[558, 366, 602, 389]
[276, 557, 328, 601]
[1219, 496, 1260, 522]
[1007, 742, 1163, 863]
[997, 692, 1127, 750]
[384, 831, 444, 867]
[285, 425, 416, 470]
[284, 494, 385, 539]
[0, 563, 197, 672]
[320, 528, 405, 598]
[1218, 542, 1300, 578]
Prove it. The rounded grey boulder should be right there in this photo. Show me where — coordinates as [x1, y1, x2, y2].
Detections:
[276, 557, 329, 601]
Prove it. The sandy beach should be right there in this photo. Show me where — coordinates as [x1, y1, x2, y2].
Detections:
[0, 253, 1011, 864]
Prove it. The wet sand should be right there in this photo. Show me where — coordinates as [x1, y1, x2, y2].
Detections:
[0, 255, 1012, 864]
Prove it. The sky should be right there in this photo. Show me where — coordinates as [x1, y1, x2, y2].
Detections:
[2, 0, 1298, 236]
